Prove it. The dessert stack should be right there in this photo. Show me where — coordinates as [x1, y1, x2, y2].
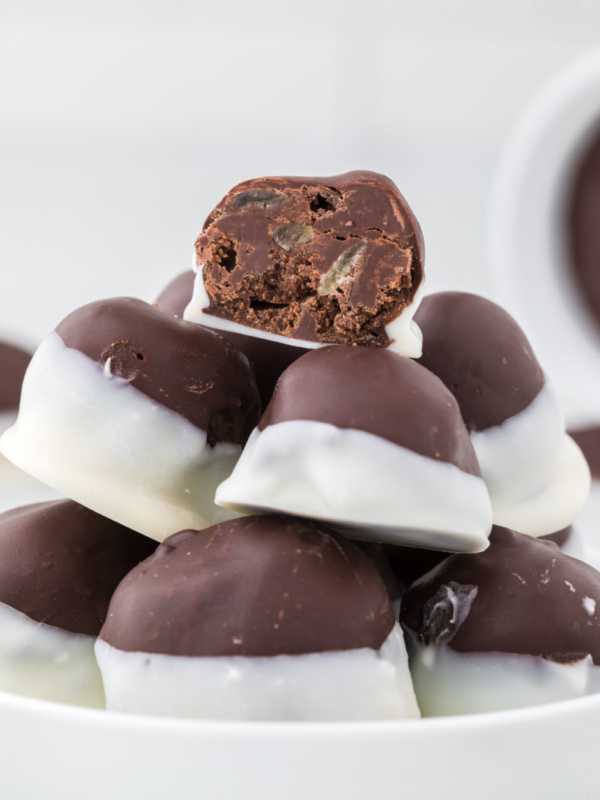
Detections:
[0, 170, 595, 718]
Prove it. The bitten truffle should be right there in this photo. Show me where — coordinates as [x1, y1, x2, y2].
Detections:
[217, 345, 493, 552]
[0, 297, 261, 541]
[401, 526, 600, 715]
[96, 515, 419, 721]
[185, 171, 425, 358]
[0, 500, 156, 707]
[415, 291, 590, 535]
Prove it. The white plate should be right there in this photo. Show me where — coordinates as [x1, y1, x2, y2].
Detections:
[1, 688, 600, 800]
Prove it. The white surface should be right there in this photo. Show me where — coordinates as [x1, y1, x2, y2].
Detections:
[489, 47, 600, 428]
[0, 331, 241, 541]
[96, 625, 419, 722]
[0, 687, 599, 800]
[217, 421, 492, 552]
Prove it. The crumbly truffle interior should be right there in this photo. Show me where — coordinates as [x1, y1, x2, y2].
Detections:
[195, 172, 424, 346]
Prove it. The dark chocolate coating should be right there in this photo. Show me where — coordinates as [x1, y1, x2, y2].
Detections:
[567, 126, 600, 331]
[0, 341, 31, 412]
[386, 526, 574, 589]
[259, 345, 481, 476]
[0, 500, 156, 636]
[401, 526, 600, 664]
[415, 292, 544, 432]
[196, 171, 424, 348]
[55, 297, 261, 447]
[569, 427, 600, 480]
[100, 515, 395, 657]
[154, 270, 195, 317]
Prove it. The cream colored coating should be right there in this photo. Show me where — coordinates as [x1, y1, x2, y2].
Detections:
[0, 601, 104, 709]
[96, 625, 420, 721]
[216, 420, 492, 552]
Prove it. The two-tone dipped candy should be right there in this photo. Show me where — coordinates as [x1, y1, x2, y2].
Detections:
[0, 298, 261, 541]
[96, 515, 420, 721]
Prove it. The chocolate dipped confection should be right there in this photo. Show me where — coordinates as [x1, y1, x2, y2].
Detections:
[567, 126, 600, 333]
[156, 270, 306, 409]
[0, 499, 156, 707]
[217, 345, 493, 552]
[96, 515, 419, 721]
[401, 526, 600, 715]
[0, 297, 261, 541]
[415, 291, 590, 535]
[185, 171, 425, 358]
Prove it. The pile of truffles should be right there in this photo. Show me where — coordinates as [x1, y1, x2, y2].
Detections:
[0, 170, 596, 720]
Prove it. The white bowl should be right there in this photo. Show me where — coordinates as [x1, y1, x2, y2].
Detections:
[2, 688, 599, 800]
[488, 47, 600, 429]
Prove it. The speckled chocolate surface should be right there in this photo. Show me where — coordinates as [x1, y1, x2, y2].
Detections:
[196, 171, 424, 347]
[0, 341, 31, 412]
[0, 500, 156, 636]
[415, 292, 544, 431]
[55, 297, 261, 446]
[259, 345, 481, 475]
[99, 515, 395, 657]
[401, 526, 600, 664]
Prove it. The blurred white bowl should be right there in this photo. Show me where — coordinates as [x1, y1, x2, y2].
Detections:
[1, 688, 599, 800]
[488, 47, 600, 429]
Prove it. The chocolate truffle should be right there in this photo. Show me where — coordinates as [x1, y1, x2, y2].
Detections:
[185, 171, 425, 358]
[0, 499, 156, 707]
[401, 526, 600, 715]
[217, 346, 493, 552]
[415, 291, 590, 535]
[0, 297, 261, 541]
[96, 515, 419, 721]
[567, 126, 600, 333]
[155, 270, 307, 409]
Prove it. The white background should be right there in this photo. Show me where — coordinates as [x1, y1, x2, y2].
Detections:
[2, 0, 600, 346]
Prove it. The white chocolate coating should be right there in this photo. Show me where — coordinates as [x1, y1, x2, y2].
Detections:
[184, 265, 424, 358]
[216, 421, 493, 552]
[471, 383, 591, 535]
[95, 624, 419, 721]
[0, 332, 241, 541]
[0, 601, 104, 708]
[407, 638, 600, 717]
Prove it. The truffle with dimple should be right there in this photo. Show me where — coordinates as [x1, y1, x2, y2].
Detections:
[0, 499, 156, 707]
[415, 291, 590, 535]
[0, 297, 261, 541]
[216, 345, 493, 553]
[96, 515, 419, 721]
[401, 526, 600, 715]
[185, 171, 425, 358]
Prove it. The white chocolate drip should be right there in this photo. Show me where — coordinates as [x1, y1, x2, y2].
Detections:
[95, 625, 419, 721]
[0, 332, 242, 542]
[0, 601, 104, 709]
[216, 420, 492, 553]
